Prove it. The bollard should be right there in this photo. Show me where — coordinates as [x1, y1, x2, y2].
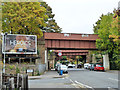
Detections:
[59, 70, 63, 75]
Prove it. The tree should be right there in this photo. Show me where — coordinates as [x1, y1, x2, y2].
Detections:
[109, 9, 120, 44]
[93, 10, 120, 69]
[2, 2, 48, 38]
[109, 9, 120, 69]
[93, 14, 104, 34]
[40, 2, 62, 33]
[95, 13, 113, 52]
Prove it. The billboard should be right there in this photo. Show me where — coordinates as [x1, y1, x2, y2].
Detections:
[2, 34, 37, 54]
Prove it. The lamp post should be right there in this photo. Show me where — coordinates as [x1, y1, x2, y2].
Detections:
[3, 32, 7, 73]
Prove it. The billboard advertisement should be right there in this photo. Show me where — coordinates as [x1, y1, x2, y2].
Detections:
[2, 34, 37, 54]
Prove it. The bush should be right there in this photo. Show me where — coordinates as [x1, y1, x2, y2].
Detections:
[110, 61, 118, 70]
[9, 65, 15, 70]
[16, 67, 20, 74]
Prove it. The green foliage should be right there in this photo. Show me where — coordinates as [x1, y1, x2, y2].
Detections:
[62, 56, 67, 59]
[93, 11, 120, 70]
[94, 13, 115, 53]
[2, 2, 62, 39]
[22, 67, 26, 71]
[2, 2, 48, 38]
[16, 66, 20, 74]
[71, 62, 74, 64]
[9, 65, 15, 70]
[40, 2, 62, 33]
[93, 14, 104, 33]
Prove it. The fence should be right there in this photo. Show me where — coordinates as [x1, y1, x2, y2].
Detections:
[2, 73, 28, 89]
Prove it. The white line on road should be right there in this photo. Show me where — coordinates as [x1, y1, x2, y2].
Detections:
[75, 80, 94, 90]
[108, 78, 119, 82]
[69, 79, 79, 88]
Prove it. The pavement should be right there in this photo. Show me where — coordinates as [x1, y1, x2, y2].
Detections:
[28, 69, 119, 80]
[28, 70, 69, 80]
[106, 70, 119, 74]
[28, 71, 74, 88]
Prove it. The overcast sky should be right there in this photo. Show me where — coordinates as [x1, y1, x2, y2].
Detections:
[44, 0, 119, 34]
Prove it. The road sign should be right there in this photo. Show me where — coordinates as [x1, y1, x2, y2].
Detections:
[58, 52, 62, 57]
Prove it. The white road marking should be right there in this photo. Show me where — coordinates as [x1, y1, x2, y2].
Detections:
[69, 79, 79, 88]
[75, 80, 94, 90]
[69, 78, 94, 89]
[108, 78, 119, 82]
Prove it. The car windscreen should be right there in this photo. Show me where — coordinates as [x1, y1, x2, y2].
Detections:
[61, 65, 67, 68]
[97, 65, 103, 67]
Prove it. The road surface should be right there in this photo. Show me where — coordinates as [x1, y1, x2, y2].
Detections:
[28, 68, 119, 89]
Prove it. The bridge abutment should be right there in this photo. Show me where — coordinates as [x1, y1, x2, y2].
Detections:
[45, 49, 48, 70]
[103, 53, 110, 70]
[92, 54, 96, 63]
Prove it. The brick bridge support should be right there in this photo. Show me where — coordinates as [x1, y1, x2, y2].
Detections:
[36, 39, 46, 73]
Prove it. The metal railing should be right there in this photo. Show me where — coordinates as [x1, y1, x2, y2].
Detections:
[2, 73, 28, 89]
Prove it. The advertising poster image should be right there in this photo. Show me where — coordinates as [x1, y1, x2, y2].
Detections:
[2, 34, 37, 54]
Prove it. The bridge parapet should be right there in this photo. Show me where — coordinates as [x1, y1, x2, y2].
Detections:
[44, 32, 99, 41]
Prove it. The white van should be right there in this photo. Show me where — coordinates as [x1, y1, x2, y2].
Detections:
[84, 63, 89, 69]
[58, 65, 68, 73]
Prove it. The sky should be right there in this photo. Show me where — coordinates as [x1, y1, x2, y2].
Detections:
[44, 0, 120, 34]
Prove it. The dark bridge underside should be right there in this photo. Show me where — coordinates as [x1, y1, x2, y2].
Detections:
[54, 50, 88, 56]
[46, 40, 97, 50]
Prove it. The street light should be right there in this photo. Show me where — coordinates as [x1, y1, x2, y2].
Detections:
[3, 32, 7, 73]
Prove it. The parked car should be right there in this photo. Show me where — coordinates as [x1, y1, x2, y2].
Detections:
[68, 64, 75, 68]
[94, 64, 104, 71]
[89, 64, 95, 71]
[87, 63, 92, 70]
[77, 64, 82, 68]
[84, 63, 89, 69]
[58, 65, 68, 73]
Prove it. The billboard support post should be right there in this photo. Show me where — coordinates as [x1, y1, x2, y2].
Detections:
[3, 32, 7, 73]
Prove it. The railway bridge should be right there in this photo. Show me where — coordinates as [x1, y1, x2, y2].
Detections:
[43, 32, 109, 70]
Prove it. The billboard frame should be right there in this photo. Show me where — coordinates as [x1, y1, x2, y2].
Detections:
[2, 34, 37, 54]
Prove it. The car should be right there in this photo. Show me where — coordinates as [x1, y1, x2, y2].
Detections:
[89, 64, 95, 71]
[77, 64, 82, 68]
[94, 64, 104, 71]
[68, 64, 75, 68]
[84, 63, 89, 69]
[58, 65, 68, 73]
[87, 63, 92, 70]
